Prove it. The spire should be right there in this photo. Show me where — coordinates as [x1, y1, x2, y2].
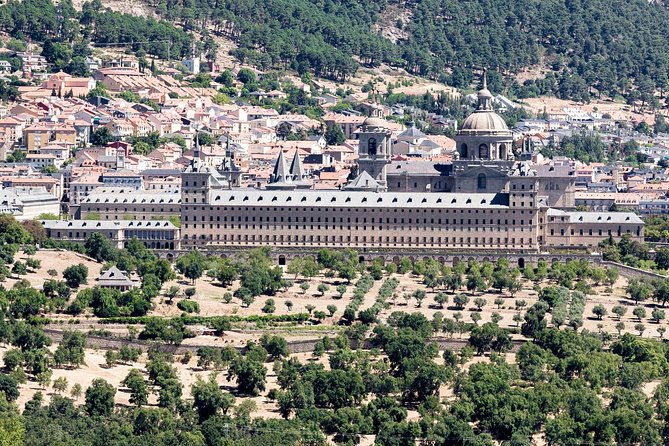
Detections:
[477, 69, 494, 111]
[270, 150, 291, 184]
[190, 131, 202, 170]
[223, 132, 233, 170]
[289, 150, 305, 182]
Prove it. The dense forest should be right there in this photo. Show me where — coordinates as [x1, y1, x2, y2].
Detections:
[149, 0, 669, 102]
[0, 0, 668, 101]
[0, 0, 194, 62]
[148, 0, 669, 101]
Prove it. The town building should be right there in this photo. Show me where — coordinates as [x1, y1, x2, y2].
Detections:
[96, 266, 137, 291]
[41, 219, 181, 250]
[75, 187, 181, 220]
[0, 187, 60, 220]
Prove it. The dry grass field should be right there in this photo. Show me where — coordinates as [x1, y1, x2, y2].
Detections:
[7, 249, 666, 343]
[154, 268, 667, 341]
[5, 249, 103, 291]
[6, 249, 669, 428]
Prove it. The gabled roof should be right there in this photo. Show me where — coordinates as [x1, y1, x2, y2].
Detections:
[209, 189, 509, 209]
[399, 126, 426, 138]
[97, 266, 134, 287]
[345, 171, 380, 190]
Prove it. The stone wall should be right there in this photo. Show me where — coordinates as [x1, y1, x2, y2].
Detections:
[159, 246, 600, 270]
[45, 328, 523, 355]
[600, 261, 667, 280]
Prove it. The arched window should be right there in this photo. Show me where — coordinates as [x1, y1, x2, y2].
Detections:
[499, 143, 507, 159]
[478, 144, 489, 159]
[460, 143, 468, 158]
[477, 173, 486, 190]
[368, 138, 377, 156]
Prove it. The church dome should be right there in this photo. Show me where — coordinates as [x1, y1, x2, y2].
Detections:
[362, 116, 388, 130]
[460, 110, 509, 133]
[458, 70, 511, 135]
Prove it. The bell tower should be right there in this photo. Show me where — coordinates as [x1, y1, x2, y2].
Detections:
[355, 109, 392, 190]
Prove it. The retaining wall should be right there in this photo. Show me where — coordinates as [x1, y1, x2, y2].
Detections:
[44, 328, 522, 355]
[600, 261, 668, 280]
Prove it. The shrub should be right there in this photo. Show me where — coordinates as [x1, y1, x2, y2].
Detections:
[177, 300, 200, 314]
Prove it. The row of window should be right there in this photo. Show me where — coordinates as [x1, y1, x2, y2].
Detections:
[84, 207, 178, 213]
[549, 228, 639, 237]
[184, 207, 531, 215]
[184, 233, 532, 245]
[183, 223, 531, 232]
[183, 215, 529, 226]
[53, 230, 176, 240]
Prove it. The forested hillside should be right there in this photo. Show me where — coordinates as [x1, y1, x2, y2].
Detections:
[0, 0, 194, 61]
[1, 0, 669, 103]
[150, 0, 669, 102]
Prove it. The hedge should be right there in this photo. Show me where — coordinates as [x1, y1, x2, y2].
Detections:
[94, 312, 310, 327]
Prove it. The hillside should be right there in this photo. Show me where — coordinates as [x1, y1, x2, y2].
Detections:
[140, 0, 669, 103]
[2, 0, 669, 106]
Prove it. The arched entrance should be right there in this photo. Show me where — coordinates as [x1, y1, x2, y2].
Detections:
[278, 255, 286, 266]
[518, 258, 525, 269]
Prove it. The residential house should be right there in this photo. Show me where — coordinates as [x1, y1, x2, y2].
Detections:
[23, 122, 76, 152]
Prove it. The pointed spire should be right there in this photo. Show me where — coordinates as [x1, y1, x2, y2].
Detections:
[477, 69, 493, 111]
[270, 150, 291, 184]
[289, 150, 305, 182]
[190, 131, 202, 170]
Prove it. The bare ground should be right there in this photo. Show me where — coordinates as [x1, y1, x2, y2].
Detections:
[5, 250, 103, 291]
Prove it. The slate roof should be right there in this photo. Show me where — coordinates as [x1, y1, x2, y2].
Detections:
[345, 171, 381, 190]
[210, 189, 509, 209]
[97, 266, 134, 288]
[81, 187, 181, 204]
[546, 208, 643, 224]
[399, 126, 426, 138]
[41, 220, 178, 230]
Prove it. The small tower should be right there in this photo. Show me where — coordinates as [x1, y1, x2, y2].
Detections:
[289, 150, 310, 189]
[182, 134, 228, 204]
[267, 150, 296, 190]
[182, 135, 210, 205]
[220, 134, 242, 188]
[350, 110, 392, 191]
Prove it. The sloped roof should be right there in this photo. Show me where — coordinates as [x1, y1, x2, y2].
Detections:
[209, 189, 509, 209]
[399, 126, 426, 138]
[345, 171, 380, 190]
[97, 266, 134, 287]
